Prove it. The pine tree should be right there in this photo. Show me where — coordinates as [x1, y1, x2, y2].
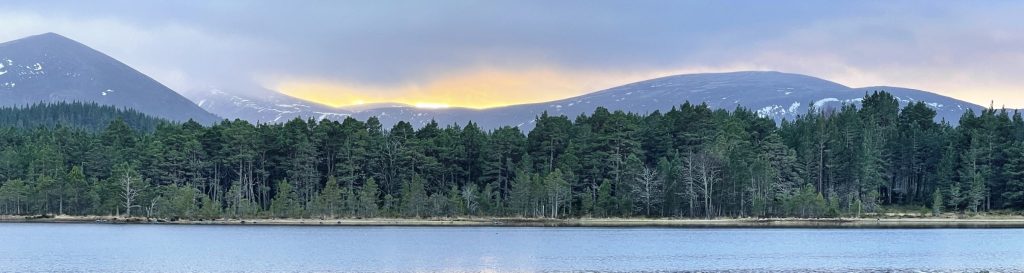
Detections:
[316, 176, 343, 218]
[401, 176, 428, 218]
[544, 169, 570, 218]
[0, 179, 29, 215]
[198, 195, 221, 220]
[65, 166, 89, 215]
[968, 173, 986, 213]
[358, 178, 380, 218]
[446, 185, 463, 217]
[596, 179, 613, 217]
[1001, 143, 1024, 208]
[508, 170, 532, 217]
[270, 179, 301, 218]
[936, 143, 959, 209]
[963, 145, 986, 213]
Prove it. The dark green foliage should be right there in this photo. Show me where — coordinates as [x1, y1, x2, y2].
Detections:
[359, 178, 380, 217]
[0, 102, 167, 132]
[1, 91, 1023, 219]
[270, 180, 301, 218]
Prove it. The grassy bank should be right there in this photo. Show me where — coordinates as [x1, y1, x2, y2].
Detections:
[4, 214, 1024, 228]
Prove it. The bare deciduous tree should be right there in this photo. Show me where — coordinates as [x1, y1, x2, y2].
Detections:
[679, 151, 698, 217]
[462, 184, 479, 215]
[681, 151, 720, 219]
[380, 134, 404, 195]
[120, 169, 141, 217]
[632, 166, 662, 216]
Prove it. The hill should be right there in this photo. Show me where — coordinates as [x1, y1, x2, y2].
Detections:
[192, 71, 987, 130]
[0, 33, 220, 124]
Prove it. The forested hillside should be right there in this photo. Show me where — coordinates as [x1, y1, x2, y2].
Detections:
[1, 91, 1022, 220]
[0, 102, 167, 132]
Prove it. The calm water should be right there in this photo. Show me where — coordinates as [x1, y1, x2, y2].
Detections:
[0, 223, 1022, 272]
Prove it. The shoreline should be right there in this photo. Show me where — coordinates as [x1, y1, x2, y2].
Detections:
[4, 215, 1024, 228]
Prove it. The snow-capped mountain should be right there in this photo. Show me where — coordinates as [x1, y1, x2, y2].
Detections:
[0, 33, 985, 130]
[530, 71, 983, 125]
[356, 71, 986, 130]
[188, 88, 351, 123]
[0, 33, 220, 124]
[194, 71, 987, 130]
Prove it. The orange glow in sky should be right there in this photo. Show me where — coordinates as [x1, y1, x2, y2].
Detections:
[277, 68, 630, 109]
[273, 66, 748, 109]
[274, 65, 1024, 110]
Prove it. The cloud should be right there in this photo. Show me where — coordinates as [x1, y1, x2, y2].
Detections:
[0, 9, 269, 92]
[1, 1, 1023, 108]
[273, 67, 659, 108]
[273, 64, 757, 108]
[715, 3, 1024, 107]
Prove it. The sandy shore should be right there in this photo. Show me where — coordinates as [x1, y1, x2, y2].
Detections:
[4, 214, 1024, 228]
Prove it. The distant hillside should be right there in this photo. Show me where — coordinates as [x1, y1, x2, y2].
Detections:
[0, 33, 987, 130]
[341, 71, 986, 130]
[194, 71, 987, 130]
[187, 88, 350, 123]
[0, 102, 168, 132]
[0, 33, 220, 124]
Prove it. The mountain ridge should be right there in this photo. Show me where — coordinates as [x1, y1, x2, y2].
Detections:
[0, 33, 992, 129]
[0, 33, 220, 124]
[191, 71, 988, 130]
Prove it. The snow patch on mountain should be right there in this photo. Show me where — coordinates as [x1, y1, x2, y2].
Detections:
[757, 105, 784, 117]
[0, 32, 220, 123]
[196, 72, 989, 130]
[814, 98, 840, 108]
[187, 88, 352, 123]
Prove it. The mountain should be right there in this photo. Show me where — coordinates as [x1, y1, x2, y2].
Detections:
[488, 71, 984, 126]
[193, 71, 988, 130]
[188, 87, 350, 123]
[0, 33, 220, 124]
[0, 33, 988, 129]
[852, 86, 987, 119]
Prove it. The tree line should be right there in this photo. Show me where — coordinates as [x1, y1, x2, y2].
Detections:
[0, 102, 164, 132]
[1, 91, 1022, 220]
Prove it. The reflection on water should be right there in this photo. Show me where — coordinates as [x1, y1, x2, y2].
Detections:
[0, 223, 1022, 272]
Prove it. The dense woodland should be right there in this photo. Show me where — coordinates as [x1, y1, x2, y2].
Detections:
[1, 92, 1023, 220]
[0, 102, 165, 132]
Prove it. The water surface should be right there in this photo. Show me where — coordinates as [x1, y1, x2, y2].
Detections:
[0, 223, 1022, 272]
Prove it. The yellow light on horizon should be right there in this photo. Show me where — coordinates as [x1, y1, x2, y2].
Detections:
[271, 66, 762, 109]
[413, 102, 450, 109]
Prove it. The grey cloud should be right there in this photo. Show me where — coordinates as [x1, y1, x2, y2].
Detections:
[0, 1, 1022, 105]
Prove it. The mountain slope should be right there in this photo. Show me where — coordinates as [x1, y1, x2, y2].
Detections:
[0, 33, 220, 124]
[195, 71, 988, 130]
[346, 71, 987, 130]
[853, 86, 985, 123]
[188, 88, 351, 123]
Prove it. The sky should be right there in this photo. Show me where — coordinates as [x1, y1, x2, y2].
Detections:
[1, 1, 1022, 109]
